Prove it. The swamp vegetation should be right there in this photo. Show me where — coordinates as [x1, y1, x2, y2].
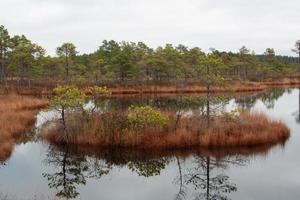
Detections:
[39, 85, 290, 149]
[0, 24, 299, 200]
[0, 95, 48, 162]
[0, 87, 298, 199]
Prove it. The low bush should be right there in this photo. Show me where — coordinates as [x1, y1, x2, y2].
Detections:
[127, 105, 168, 131]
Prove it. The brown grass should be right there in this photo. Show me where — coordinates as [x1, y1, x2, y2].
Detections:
[42, 112, 290, 150]
[0, 94, 48, 161]
[105, 78, 300, 95]
[2, 78, 300, 96]
[0, 142, 13, 162]
[108, 82, 267, 94]
[161, 113, 290, 148]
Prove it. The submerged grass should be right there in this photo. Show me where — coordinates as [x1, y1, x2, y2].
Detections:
[41, 111, 290, 150]
[0, 94, 48, 161]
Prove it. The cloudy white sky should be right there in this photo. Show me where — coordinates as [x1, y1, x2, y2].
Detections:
[1, 0, 299, 56]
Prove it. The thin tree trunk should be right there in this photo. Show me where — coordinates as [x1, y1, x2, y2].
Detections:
[206, 156, 210, 200]
[62, 148, 69, 199]
[175, 156, 184, 200]
[207, 90, 210, 129]
[65, 55, 69, 83]
[61, 107, 67, 135]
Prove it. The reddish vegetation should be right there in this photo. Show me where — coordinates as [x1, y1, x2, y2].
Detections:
[0, 95, 48, 161]
[0, 142, 13, 162]
[2, 78, 300, 96]
[42, 112, 290, 150]
[159, 113, 290, 148]
[108, 78, 300, 95]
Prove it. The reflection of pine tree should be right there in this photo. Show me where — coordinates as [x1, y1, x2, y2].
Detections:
[128, 158, 169, 177]
[43, 146, 111, 199]
[174, 156, 187, 200]
[187, 156, 236, 200]
[43, 147, 88, 199]
[43, 147, 169, 199]
[235, 95, 257, 111]
[296, 89, 300, 124]
[235, 88, 285, 110]
[85, 156, 112, 179]
[259, 89, 285, 109]
[175, 155, 246, 200]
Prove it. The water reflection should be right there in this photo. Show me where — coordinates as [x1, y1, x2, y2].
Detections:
[176, 156, 239, 200]
[0, 88, 296, 199]
[42, 143, 284, 200]
[294, 89, 300, 124]
[106, 95, 230, 113]
[104, 88, 289, 113]
[43, 147, 87, 199]
[234, 88, 287, 110]
[174, 143, 287, 200]
[42, 147, 113, 199]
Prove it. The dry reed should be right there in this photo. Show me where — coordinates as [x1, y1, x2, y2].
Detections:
[3, 78, 300, 96]
[0, 94, 48, 161]
[42, 112, 290, 150]
[107, 78, 300, 95]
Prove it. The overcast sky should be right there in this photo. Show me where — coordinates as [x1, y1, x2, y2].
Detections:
[1, 0, 299, 56]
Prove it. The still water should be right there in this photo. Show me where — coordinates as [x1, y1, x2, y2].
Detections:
[0, 88, 299, 200]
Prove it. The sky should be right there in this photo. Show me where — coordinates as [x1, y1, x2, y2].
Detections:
[0, 0, 299, 56]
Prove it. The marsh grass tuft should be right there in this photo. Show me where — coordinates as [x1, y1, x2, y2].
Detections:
[41, 109, 289, 149]
[0, 94, 48, 161]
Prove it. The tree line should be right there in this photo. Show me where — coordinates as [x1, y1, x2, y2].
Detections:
[0, 24, 300, 88]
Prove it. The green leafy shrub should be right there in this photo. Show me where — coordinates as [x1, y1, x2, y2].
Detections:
[51, 85, 86, 109]
[127, 105, 168, 130]
[51, 85, 86, 135]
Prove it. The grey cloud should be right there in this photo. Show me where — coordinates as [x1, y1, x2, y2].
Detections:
[0, 0, 299, 56]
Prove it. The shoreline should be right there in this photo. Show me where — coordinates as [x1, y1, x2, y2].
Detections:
[1, 78, 300, 96]
[108, 79, 300, 95]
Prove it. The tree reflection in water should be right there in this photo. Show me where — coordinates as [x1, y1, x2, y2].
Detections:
[173, 145, 286, 200]
[42, 147, 88, 199]
[42, 146, 170, 199]
[38, 88, 290, 199]
[128, 158, 169, 177]
[175, 155, 244, 200]
[43, 146, 113, 199]
[234, 88, 286, 110]
[42, 143, 285, 200]
[294, 88, 300, 123]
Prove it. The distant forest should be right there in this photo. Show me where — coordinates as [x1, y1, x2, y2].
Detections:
[0, 25, 299, 87]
